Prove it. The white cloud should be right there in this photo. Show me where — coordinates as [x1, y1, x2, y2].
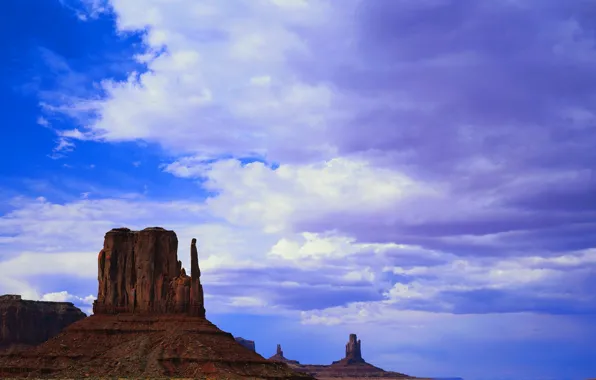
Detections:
[0, 252, 97, 278]
[0, 277, 41, 301]
[37, 117, 50, 128]
[46, 0, 356, 162]
[194, 157, 439, 233]
[40, 291, 95, 305]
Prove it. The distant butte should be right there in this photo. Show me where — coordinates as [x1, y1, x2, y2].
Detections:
[269, 344, 301, 366]
[0, 227, 313, 380]
[0, 295, 86, 352]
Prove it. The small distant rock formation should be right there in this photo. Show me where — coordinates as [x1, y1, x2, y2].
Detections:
[274, 334, 414, 379]
[93, 227, 205, 317]
[0, 294, 86, 350]
[269, 344, 301, 366]
[271, 344, 284, 359]
[235, 336, 256, 352]
[342, 333, 364, 364]
[327, 333, 386, 374]
[0, 227, 313, 380]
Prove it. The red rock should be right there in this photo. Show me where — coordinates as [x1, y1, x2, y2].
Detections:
[189, 237, 206, 317]
[338, 333, 365, 364]
[0, 294, 85, 350]
[93, 227, 205, 315]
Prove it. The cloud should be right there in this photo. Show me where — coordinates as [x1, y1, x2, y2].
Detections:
[162, 157, 596, 265]
[194, 158, 438, 234]
[40, 0, 596, 261]
[58, 0, 109, 21]
[40, 290, 95, 305]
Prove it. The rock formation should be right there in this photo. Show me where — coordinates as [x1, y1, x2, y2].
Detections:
[342, 333, 364, 364]
[235, 336, 256, 352]
[0, 227, 313, 380]
[328, 333, 384, 371]
[93, 227, 205, 316]
[273, 334, 414, 379]
[0, 295, 86, 350]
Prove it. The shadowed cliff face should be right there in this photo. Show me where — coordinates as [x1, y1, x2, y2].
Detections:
[93, 227, 205, 316]
[0, 295, 86, 349]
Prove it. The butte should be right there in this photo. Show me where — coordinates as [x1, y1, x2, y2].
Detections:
[0, 227, 313, 380]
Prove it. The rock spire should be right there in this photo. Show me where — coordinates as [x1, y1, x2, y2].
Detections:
[345, 333, 364, 362]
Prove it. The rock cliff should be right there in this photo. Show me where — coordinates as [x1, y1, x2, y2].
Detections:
[0, 294, 86, 350]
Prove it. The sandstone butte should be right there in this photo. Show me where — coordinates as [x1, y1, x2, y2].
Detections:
[269, 335, 421, 379]
[0, 295, 86, 352]
[0, 227, 313, 380]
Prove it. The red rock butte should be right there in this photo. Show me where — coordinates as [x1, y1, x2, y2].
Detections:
[93, 227, 205, 316]
[0, 227, 313, 380]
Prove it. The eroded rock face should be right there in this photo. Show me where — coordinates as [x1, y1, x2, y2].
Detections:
[93, 227, 205, 316]
[0, 295, 86, 349]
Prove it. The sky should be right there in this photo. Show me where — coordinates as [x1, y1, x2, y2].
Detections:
[1, 0, 596, 379]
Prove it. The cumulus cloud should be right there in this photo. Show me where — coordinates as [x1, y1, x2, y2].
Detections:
[40, 290, 95, 305]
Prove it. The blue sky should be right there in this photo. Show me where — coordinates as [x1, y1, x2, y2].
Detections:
[1, 1, 596, 379]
